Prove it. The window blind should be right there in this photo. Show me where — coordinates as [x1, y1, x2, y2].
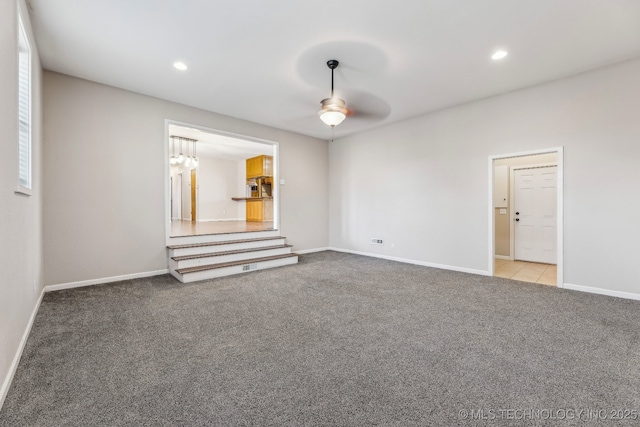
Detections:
[18, 19, 31, 190]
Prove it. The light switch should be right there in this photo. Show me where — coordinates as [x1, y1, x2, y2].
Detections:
[280, 179, 285, 185]
[499, 208, 507, 215]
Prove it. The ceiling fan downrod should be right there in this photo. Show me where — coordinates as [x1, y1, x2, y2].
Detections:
[327, 59, 339, 98]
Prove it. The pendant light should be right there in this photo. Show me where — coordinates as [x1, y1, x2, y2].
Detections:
[318, 60, 347, 127]
[184, 138, 192, 167]
[169, 136, 178, 165]
[191, 140, 199, 168]
[177, 138, 185, 164]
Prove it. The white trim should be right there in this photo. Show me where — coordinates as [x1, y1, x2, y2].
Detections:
[494, 255, 511, 260]
[165, 122, 171, 245]
[0, 288, 44, 410]
[488, 146, 564, 288]
[556, 148, 564, 288]
[488, 156, 495, 272]
[44, 269, 169, 292]
[564, 283, 640, 301]
[329, 247, 490, 276]
[295, 247, 330, 254]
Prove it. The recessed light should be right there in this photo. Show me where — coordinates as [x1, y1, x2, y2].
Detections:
[491, 50, 508, 60]
[173, 61, 188, 71]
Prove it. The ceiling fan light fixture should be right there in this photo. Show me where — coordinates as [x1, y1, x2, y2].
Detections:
[319, 97, 347, 127]
[319, 110, 346, 127]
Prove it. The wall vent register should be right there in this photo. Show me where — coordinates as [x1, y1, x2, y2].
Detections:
[242, 263, 258, 272]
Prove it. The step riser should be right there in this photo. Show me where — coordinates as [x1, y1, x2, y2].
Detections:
[172, 256, 299, 283]
[168, 230, 280, 246]
[169, 238, 287, 257]
[170, 247, 292, 270]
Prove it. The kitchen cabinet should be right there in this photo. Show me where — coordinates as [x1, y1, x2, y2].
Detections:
[246, 199, 273, 222]
[246, 155, 273, 179]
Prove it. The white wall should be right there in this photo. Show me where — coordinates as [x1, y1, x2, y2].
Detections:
[43, 71, 329, 287]
[237, 160, 247, 218]
[170, 171, 182, 220]
[197, 157, 241, 221]
[0, 0, 44, 407]
[169, 163, 194, 221]
[330, 58, 640, 295]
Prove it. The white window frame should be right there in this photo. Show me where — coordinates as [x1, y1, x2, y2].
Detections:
[16, 10, 32, 196]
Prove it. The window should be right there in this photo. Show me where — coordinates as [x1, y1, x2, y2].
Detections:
[17, 13, 31, 194]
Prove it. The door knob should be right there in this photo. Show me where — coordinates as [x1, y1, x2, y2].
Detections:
[515, 218, 520, 222]
[515, 212, 519, 215]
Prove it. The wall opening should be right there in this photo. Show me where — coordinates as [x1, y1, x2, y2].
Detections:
[488, 147, 564, 287]
[164, 120, 279, 245]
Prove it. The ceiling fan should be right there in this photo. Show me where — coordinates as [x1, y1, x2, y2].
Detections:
[313, 59, 390, 130]
[318, 60, 348, 127]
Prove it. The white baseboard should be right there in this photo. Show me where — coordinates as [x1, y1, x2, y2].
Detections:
[564, 283, 640, 301]
[494, 255, 511, 260]
[328, 247, 490, 276]
[295, 247, 330, 254]
[44, 269, 169, 292]
[0, 288, 45, 411]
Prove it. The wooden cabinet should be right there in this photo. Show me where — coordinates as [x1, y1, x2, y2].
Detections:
[238, 155, 274, 222]
[263, 199, 273, 221]
[246, 155, 273, 179]
[246, 199, 273, 222]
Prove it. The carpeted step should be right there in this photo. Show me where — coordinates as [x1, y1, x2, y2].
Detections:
[167, 229, 281, 246]
[171, 244, 292, 261]
[167, 235, 285, 250]
[168, 236, 288, 258]
[176, 253, 298, 274]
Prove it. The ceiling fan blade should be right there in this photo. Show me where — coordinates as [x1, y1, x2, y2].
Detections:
[342, 89, 391, 122]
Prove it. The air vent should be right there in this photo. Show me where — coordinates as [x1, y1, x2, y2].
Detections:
[242, 263, 258, 272]
[371, 238, 384, 245]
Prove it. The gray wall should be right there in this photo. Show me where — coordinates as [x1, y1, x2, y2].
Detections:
[329, 58, 640, 295]
[0, 0, 44, 406]
[43, 71, 329, 286]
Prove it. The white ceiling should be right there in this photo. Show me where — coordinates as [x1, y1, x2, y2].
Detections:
[29, 0, 640, 140]
[168, 124, 272, 161]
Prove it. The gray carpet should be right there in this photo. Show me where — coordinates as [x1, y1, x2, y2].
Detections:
[1, 251, 639, 426]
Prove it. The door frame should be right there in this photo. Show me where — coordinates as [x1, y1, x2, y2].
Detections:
[190, 168, 197, 222]
[164, 119, 280, 246]
[510, 163, 557, 263]
[488, 147, 564, 288]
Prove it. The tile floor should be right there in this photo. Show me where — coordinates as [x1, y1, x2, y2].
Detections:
[494, 258, 557, 286]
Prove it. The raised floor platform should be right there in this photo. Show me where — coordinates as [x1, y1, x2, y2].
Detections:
[170, 220, 275, 237]
[167, 229, 298, 283]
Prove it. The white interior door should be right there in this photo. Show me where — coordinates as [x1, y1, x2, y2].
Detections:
[514, 166, 557, 264]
